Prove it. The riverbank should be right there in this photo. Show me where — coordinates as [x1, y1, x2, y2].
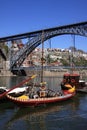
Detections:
[0, 68, 87, 77]
[25, 69, 87, 78]
[0, 69, 14, 76]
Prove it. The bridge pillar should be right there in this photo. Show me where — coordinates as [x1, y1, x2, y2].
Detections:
[0, 60, 13, 76]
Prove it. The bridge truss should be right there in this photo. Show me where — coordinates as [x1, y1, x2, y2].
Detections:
[0, 21, 87, 71]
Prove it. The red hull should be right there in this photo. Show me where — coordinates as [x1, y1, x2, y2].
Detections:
[6, 92, 75, 106]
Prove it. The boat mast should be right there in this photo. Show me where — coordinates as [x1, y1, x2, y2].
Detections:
[41, 31, 44, 83]
[71, 34, 75, 73]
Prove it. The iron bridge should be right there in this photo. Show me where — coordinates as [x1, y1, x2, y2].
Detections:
[0, 21, 87, 72]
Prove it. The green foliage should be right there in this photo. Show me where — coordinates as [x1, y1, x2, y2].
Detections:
[60, 59, 69, 66]
[74, 57, 87, 66]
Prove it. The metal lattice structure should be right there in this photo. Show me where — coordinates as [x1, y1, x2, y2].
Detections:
[0, 21, 87, 70]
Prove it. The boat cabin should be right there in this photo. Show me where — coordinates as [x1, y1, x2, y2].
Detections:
[62, 73, 86, 89]
[63, 73, 79, 83]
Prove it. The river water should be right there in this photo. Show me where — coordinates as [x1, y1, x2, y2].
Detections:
[0, 76, 87, 130]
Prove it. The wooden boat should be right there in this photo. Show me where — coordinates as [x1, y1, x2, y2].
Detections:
[76, 79, 87, 93]
[6, 82, 75, 106]
[6, 91, 75, 107]
[61, 73, 87, 93]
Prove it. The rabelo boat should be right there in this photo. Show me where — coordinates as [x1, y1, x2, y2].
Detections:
[61, 73, 87, 93]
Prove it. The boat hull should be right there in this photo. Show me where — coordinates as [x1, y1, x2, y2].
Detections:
[6, 92, 75, 106]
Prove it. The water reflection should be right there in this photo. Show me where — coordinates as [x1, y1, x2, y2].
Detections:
[0, 76, 26, 89]
[6, 100, 76, 130]
[0, 76, 62, 90]
[3, 94, 87, 130]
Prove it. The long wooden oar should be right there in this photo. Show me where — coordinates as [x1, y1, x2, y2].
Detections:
[0, 75, 36, 99]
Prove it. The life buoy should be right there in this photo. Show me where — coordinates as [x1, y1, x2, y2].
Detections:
[71, 79, 75, 83]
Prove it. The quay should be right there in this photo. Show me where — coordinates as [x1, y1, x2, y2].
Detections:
[0, 68, 85, 77]
[0, 59, 87, 77]
[0, 60, 87, 77]
[24, 69, 87, 77]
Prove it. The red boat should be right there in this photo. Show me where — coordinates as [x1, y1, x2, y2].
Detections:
[6, 82, 75, 107]
[61, 72, 87, 93]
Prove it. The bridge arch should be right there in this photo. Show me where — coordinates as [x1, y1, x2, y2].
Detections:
[0, 21, 86, 70]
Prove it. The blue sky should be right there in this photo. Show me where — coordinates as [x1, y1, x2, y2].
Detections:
[0, 0, 87, 51]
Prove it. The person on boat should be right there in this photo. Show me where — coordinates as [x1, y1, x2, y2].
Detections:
[39, 82, 48, 98]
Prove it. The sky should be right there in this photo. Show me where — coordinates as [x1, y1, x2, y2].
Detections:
[0, 0, 87, 51]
